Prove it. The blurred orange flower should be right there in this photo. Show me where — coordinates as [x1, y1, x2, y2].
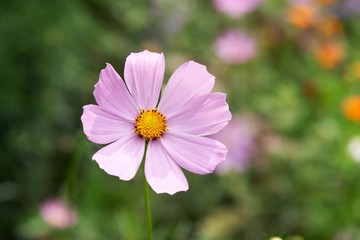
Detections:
[315, 0, 335, 5]
[316, 15, 343, 37]
[288, 4, 317, 29]
[315, 41, 344, 69]
[343, 96, 360, 122]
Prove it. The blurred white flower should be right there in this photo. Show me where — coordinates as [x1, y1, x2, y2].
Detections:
[40, 198, 78, 229]
[214, 29, 257, 64]
[348, 136, 360, 162]
[213, 0, 262, 18]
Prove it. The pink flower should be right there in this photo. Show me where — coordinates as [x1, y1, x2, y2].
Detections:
[213, 0, 262, 18]
[81, 50, 231, 195]
[214, 29, 257, 64]
[210, 115, 256, 174]
[40, 199, 78, 229]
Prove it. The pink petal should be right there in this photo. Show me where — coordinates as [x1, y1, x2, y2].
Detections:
[81, 105, 134, 144]
[93, 134, 145, 181]
[145, 140, 188, 195]
[94, 64, 139, 121]
[124, 50, 165, 110]
[160, 131, 227, 175]
[158, 61, 215, 116]
[166, 93, 232, 136]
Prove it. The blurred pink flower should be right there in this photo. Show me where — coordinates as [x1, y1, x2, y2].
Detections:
[210, 115, 256, 174]
[334, 0, 360, 16]
[288, 0, 313, 5]
[40, 199, 78, 229]
[81, 50, 231, 195]
[214, 30, 257, 64]
[213, 0, 262, 18]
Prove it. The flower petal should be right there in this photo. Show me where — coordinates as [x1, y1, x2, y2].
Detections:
[81, 105, 134, 144]
[160, 131, 227, 175]
[166, 93, 231, 136]
[145, 140, 188, 195]
[93, 134, 145, 181]
[94, 64, 139, 121]
[158, 61, 215, 115]
[124, 50, 165, 110]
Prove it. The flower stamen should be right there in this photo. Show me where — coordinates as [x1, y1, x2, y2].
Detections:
[135, 109, 167, 140]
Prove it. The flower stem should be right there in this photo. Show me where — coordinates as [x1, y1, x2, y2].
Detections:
[144, 173, 153, 240]
[143, 141, 153, 240]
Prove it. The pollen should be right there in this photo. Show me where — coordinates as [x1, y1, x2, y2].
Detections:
[135, 109, 167, 140]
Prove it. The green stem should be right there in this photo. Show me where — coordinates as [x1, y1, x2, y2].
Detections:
[142, 142, 153, 240]
[144, 173, 153, 240]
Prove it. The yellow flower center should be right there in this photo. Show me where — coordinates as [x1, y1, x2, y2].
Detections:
[135, 109, 167, 140]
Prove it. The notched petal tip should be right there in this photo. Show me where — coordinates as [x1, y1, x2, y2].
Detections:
[150, 179, 189, 195]
[81, 104, 134, 144]
[92, 155, 133, 181]
[145, 141, 189, 195]
[194, 61, 215, 77]
[184, 60, 214, 76]
[91, 136, 145, 181]
[135, 49, 163, 55]
[124, 50, 165, 109]
[129, 50, 163, 57]
[158, 60, 216, 115]
[215, 92, 232, 123]
[146, 173, 190, 195]
[101, 63, 113, 72]
[227, 110, 233, 122]
[157, 186, 189, 195]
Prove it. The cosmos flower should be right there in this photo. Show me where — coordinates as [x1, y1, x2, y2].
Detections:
[213, 29, 257, 64]
[348, 136, 360, 162]
[40, 198, 78, 229]
[213, 0, 262, 18]
[81, 50, 231, 195]
[210, 115, 256, 174]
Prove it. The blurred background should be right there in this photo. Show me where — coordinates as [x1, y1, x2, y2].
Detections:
[1, 0, 360, 239]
